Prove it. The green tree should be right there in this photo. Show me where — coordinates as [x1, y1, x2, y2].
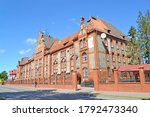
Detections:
[127, 26, 140, 64]
[137, 10, 150, 64]
[0, 71, 8, 85]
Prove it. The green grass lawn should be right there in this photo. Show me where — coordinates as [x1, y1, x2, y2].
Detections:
[0, 97, 5, 100]
[93, 93, 150, 100]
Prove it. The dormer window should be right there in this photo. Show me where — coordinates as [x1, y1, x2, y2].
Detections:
[107, 29, 111, 33]
[122, 36, 125, 39]
[63, 41, 69, 46]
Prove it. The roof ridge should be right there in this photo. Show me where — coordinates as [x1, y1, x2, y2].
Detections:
[91, 17, 127, 40]
[98, 18, 125, 35]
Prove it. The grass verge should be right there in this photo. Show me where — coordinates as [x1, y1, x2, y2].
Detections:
[0, 97, 5, 100]
[93, 93, 150, 100]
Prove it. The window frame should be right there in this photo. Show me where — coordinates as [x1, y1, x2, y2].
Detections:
[82, 67, 88, 78]
[83, 38, 86, 47]
[82, 52, 87, 62]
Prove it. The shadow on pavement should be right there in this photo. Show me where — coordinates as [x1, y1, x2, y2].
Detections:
[0, 89, 101, 100]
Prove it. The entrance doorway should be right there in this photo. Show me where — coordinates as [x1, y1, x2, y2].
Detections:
[77, 73, 82, 84]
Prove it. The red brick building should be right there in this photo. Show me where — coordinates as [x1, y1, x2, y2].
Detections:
[8, 70, 17, 83]
[15, 16, 129, 89]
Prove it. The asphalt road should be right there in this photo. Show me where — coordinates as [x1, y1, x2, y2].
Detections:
[0, 85, 100, 100]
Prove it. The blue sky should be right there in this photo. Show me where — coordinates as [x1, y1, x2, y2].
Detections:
[0, 0, 149, 72]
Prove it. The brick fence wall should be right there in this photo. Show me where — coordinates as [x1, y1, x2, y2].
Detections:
[8, 71, 77, 91]
[94, 67, 150, 92]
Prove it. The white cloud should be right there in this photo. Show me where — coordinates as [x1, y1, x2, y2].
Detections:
[19, 48, 31, 55]
[70, 18, 76, 22]
[69, 18, 80, 26]
[0, 49, 6, 54]
[26, 38, 36, 45]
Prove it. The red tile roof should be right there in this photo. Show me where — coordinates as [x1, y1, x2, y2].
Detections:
[118, 64, 150, 71]
[87, 17, 127, 40]
[50, 32, 78, 53]
[9, 70, 17, 75]
[87, 17, 108, 33]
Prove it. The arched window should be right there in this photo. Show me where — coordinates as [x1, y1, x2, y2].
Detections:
[83, 38, 86, 47]
[80, 40, 83, 48]
[82, 52, 87, 62]
[70, 57, 74, 66]
[83, 67, 88, 77]
[61, 58, 66, 72]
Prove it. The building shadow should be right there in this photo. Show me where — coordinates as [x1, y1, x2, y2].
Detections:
[0, 89, 101, 100]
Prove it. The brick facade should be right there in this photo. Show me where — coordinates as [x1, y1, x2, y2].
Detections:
[15, 16, 129, 90]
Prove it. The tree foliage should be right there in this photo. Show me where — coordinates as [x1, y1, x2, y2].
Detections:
[127, 10, 150, 64]
[0, 71, 8, 84]
[127, 26, 140, 64]
[137, 10, 150, 64]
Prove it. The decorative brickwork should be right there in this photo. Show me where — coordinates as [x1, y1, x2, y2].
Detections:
[13, 16, 134, 91]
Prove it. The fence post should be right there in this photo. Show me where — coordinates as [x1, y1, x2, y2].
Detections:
[114, 69, 119, 84]
[139, 66, 145, 91]
[92, 68, 99, 91]
[72, 71, 77, 91]
[114, 69, 119, 91]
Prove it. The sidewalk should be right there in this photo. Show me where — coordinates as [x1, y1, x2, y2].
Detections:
[2, 85, 150, 100]
[53, 87, 150, 100]
[93, 91, 150, 100]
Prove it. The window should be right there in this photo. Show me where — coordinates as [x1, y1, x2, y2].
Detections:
[112, 53, 115, 62]
[70, 47, 74, 55]
[107, 67, 111, 78]
[118, 54, 120, 62]
[111, 39, 114, 47]
[53, 63, 58, 73]
[83, 38, 86, 47]
[82, 52, 87, 62]
[83, 67, 88, 77]
[80, 40, 83, 48]
[105, 39, 108, 46]
[122, 54, 125, 63]
[61, 51, 66, 58]
[71, 58, 74, 66]
[116, 41, 119, 49]
[106, 54, 109, 61]
[121, 42, 124, 50]
[61, 58, 66, 72]
[54, 73, 57, 79]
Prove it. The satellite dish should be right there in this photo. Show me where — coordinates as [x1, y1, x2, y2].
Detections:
[101, 33, 106, 39]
